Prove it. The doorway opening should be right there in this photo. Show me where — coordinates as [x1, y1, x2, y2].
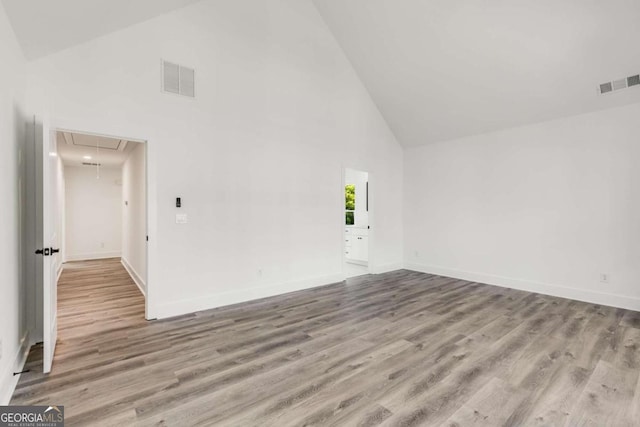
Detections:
[56, 130, 148, 306]
[24, 122, 149, 374]
[343, 168, 370, 278]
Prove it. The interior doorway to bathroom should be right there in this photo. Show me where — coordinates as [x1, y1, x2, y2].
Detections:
[343, 168, 370, 278]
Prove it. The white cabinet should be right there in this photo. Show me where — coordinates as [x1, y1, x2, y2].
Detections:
[345, 227, 368, 264]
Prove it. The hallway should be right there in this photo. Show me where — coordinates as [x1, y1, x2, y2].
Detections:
[55, 258, 145, 339]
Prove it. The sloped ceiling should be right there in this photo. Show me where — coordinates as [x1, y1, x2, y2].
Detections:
[4, 0, 640, 146]
[313, 0, 640, 146]
[1, 0, 205, 60]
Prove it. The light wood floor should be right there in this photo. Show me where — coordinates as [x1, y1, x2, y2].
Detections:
[11, 258, 640, 426]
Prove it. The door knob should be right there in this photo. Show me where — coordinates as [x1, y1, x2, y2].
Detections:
[50, 248, 60, 254]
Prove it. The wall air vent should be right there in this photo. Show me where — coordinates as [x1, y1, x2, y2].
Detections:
[162, 60, 195, 98]
[612, 78, 627, 91]
[599, 73, 640, 95]
[599, 82, 613, 94]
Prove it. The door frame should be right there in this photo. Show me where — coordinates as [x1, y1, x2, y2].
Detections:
[56, 127, 153, 320]
[341, 166, 374, 277]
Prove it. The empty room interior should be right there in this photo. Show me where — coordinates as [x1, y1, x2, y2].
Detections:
[1, 0, 639, 426]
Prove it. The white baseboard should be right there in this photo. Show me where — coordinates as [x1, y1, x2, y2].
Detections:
[56, 262, 64, 281]
[371, 261, 404, 275]
[404, 261, 640, 312]
[0, 330, 31, 405]
[154, 273, 345, 319]
[66, 251, 121, 262]
[121, 257, 146, 297]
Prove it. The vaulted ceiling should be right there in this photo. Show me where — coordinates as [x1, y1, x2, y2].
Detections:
[1, 0, 205, 60]
[3, 0, 640, 146]
[313, 0, 640, 145]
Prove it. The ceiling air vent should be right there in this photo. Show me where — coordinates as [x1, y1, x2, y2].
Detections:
[162, 60, 195, 98]
[82, 162, 101, 166]
[599, 73, 640, 95]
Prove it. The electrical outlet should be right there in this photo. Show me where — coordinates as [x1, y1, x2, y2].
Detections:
[258, 269, 263, 277]
[600, 273, 609, 283]
[414, 250, 419, 258]
[101, 242, 105, 248]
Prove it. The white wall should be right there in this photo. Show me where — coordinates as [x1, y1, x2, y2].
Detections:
[122, 143, 147, 294]
[345, 168, 369, 228]
[64, 166, 122, 261]
[27, 0, 403, 318]
[0, 2, 28, 405]
[405, 102, 640, 311]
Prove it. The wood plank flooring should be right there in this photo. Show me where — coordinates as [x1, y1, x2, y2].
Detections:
[11, 258, 640, 426]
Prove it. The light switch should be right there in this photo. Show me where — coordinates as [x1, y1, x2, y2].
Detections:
[176, 213, 188, 224]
